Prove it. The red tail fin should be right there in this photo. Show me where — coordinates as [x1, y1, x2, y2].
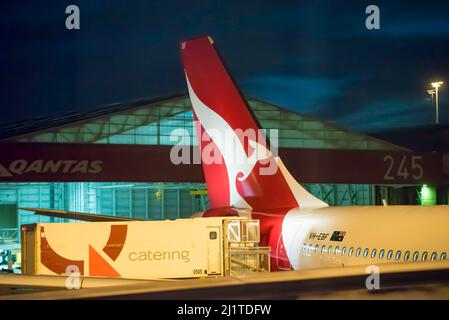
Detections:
[181, 36, 327, 211]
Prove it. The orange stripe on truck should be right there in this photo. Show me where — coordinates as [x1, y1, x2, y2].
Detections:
[40, 226, 84, 275]
[102, 225, 128, 261]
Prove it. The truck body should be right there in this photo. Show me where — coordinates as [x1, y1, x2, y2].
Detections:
[21, 217, 270, 280]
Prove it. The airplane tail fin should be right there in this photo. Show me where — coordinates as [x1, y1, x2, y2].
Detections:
[181, 36, 327, 212]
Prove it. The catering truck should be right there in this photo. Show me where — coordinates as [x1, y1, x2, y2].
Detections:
[21, 217, 270, 280]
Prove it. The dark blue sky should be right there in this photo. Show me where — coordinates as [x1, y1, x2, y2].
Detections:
[1, 0, 448, 132]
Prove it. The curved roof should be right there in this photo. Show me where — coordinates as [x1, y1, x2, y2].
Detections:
[0, 94, 405, 150]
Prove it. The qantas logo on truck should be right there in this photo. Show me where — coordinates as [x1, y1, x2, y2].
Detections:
[0, 159, 103, 177]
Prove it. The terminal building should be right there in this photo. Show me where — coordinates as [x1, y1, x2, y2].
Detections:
[0, 95, 447, 254]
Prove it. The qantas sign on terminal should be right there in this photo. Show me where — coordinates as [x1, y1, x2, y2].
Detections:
[0, 159, 103, 177]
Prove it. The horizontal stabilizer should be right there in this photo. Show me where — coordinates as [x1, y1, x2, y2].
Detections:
[21, 208, 141, 222]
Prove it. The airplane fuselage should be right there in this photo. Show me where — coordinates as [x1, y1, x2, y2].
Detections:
[254, 205, 449, 271]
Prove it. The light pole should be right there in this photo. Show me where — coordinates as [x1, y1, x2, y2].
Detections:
[430, 81, 444, 125]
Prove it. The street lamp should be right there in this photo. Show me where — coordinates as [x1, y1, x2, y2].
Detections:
[430, 81, 444, 125]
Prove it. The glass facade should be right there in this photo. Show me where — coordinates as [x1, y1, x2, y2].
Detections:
[11, 97, 400, 151]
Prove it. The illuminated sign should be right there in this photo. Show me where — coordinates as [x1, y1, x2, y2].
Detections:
[0, 159, 103, 176]
[0, 143, 444, 184]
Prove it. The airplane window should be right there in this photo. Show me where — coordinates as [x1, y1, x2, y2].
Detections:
[321, 245, 326, 254]
[379, 249, 385, 259]
[315, 244, 319, 253]
[404, 251, 410, 261]
[441, 252, 447, 260]
[308, 244, 314, 253]
[363, 248, 369, 257]
[413, 251, 419, 261]
[422, 252, 428, 261]
[335, 246, 340, 255]
[395, 251, 402, 261]
[356, 248, 361, 257]
[371, 249, 377, 259]
[341, 247, 347, 256]
[387, 250, 393, 260]
[328, 246, 333, 254]
[348, 247, 354, 256]
[431, 252, 437, 261]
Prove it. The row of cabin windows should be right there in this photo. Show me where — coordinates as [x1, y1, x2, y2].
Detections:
[302, 243, 447, 262]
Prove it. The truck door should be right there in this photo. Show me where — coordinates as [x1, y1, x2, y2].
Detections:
[207, 227, 222, 275]
[21, 228, 36, 274]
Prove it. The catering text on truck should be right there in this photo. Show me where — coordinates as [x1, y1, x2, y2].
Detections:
[21, 217, 270, 279]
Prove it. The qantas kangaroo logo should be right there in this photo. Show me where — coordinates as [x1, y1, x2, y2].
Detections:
[186, 74, 279, 209]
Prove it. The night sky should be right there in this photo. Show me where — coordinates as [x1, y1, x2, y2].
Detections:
[1, 0, 448, 132]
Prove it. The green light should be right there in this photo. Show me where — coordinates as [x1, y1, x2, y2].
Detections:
[421, 185, 436, 206]
[421, 185, 430, 197]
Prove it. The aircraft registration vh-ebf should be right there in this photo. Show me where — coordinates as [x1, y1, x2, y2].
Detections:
[28, 36, 449, 272]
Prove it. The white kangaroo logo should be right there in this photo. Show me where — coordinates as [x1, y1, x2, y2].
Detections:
[186, 74, 274, 208]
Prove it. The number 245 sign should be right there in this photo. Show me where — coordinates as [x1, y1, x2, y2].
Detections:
[383, 155, 423, 181]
